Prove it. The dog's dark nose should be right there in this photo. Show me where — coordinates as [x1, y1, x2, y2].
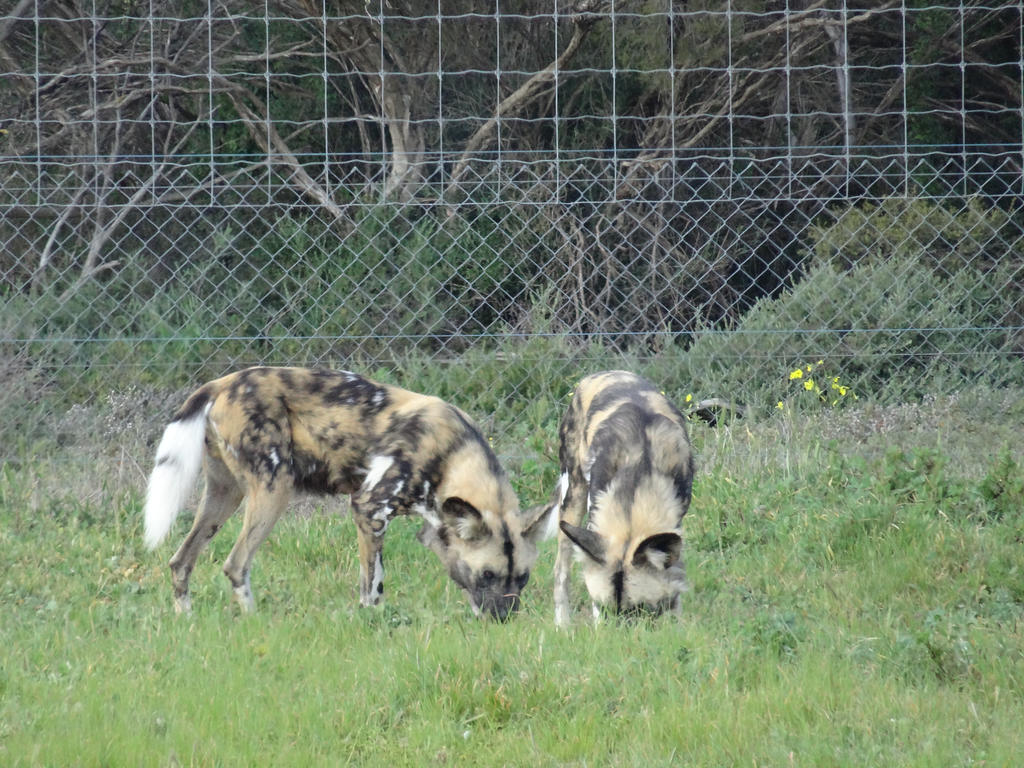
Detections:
[485, 594, 520, 621]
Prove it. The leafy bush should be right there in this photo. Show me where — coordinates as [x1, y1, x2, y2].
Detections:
[680, 197, 1024, 409]
[2, 200, 559, 398]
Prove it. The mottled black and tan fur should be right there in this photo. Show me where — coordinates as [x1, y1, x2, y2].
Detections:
[144, 366, 548, 619]
[549, 371, 694, 626]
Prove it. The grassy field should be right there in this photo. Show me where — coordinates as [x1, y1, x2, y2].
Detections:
[2, 385, 1023, 767]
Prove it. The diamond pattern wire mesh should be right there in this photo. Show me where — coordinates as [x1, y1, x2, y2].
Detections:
[1, 2, 1023, 454]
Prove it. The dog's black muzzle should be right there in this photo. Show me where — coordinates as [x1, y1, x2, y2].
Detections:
[476, 592, 521, 622]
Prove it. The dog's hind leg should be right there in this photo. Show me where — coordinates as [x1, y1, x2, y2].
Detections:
[168, 454, 243, 613]
[222, 480, 291, 612]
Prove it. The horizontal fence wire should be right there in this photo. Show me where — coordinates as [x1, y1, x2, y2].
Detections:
[1, 1, 1022, 456]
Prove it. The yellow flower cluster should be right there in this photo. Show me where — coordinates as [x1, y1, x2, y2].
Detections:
[777, 359, 856, 410]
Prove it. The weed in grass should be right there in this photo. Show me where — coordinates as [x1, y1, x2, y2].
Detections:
[889, 605, 981, 685]
[882, 446, 956, 505]
[978, 448, 1024, 521]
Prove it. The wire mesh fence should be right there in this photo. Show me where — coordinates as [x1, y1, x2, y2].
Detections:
[1, 1, 1023, 452]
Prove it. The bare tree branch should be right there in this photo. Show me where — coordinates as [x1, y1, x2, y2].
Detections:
[216, 76, 347, 221]
[0, 0, 33, 45]
[33, 183, 89, 294]
[447, 13, 596, 191]
[0, 0, 35, 94]
[738, 1, 899, 44]
[57, 111, 202, 301]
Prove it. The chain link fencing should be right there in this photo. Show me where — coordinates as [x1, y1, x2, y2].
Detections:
[1, 2, 1022, 458]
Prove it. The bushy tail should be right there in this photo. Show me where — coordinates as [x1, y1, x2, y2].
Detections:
[143, 394, 212, 549]
[542, 472, 571, 540]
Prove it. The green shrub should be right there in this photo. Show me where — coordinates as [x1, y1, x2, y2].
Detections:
[3, 195, 1022, 435]
[680, 197, 1024, 409]
[978, 449, 1024, 521]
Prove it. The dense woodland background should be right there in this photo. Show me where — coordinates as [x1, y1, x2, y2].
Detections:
[0, 2, 1022, 439]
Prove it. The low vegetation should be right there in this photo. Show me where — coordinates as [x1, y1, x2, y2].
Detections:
[2, 380, 1022, 766]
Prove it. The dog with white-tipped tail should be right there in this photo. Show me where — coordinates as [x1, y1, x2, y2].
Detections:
[144, 366, 549, 617]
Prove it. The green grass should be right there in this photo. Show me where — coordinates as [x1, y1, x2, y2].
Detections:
[2, 390, 1023, 767]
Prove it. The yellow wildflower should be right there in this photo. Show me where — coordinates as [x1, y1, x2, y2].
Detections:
[804, 379, 815, 391]
[789, 369, 803, 380]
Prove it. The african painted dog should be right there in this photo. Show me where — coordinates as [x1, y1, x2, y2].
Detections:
[143, 366, 549, 619]
[548, 371, 694, 626]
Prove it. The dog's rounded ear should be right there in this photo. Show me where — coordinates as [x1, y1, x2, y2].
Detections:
[441, 497, 490, 542]
[632, 532, 683, 570]
[560, 521, 607, 565]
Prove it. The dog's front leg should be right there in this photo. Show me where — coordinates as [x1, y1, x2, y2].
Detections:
[553, 535, 575, 628]
[352, 453, 408, 607]
[352, 503, 388, 607]
[554, 472, 587, 628]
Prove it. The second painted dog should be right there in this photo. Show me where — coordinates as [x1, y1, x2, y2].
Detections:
[549, 371, 694, 626]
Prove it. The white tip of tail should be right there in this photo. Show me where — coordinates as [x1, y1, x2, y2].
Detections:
[143, 405, 210, 549]
[541, 503, 561, 541]
[540, 472, 571, 541]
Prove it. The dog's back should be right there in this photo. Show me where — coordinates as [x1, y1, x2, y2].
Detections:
[553, 371, 694, 625]
[200, 367, 453, 497]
